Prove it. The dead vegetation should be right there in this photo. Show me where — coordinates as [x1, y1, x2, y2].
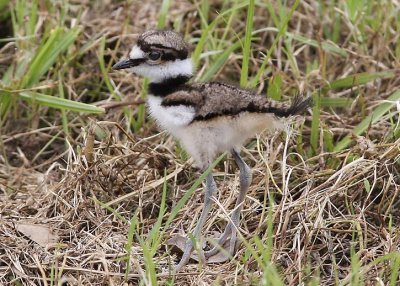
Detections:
[1, 0, 399, 285]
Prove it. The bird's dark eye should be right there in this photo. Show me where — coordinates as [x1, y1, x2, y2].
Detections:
[148, 51, 161, 61]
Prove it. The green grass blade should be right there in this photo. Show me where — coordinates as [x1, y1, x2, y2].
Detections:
[27, 0, 37, 37]
[253, 26, 347, 57]
[334, 90, 400, 151]
[216, 0, 240, 51]
[0, 0, 9, 20]
[240, 235, 284, 286]
[140, 237, 158, 286]
[132, 79, 147, 132]
[157, 0, 171, 29]
[21, 27, 81, 88]
[192, 2, 248, 66]
[264, 194, 275, 262]
[350, 246, 361, 286]
[0, 92, 12, 122]
[125, 213, 139, 280]
[322, 71, 395, 92]
[323, 128, 334, 152]
[192, 21, 218, 67]
[267, 73, 283, 100]
[16, 52, 34, 81]
[31, 129, 63, 163]
[291, 33, 347, 57]
[320, 97, 354, 108]
[240, 0, 255, 87]
[389, 255, 400, 286]
[14, 0, 23, 31]
[250, 0, 300, 88]
[200, 40, 241, 82]
[58, 72, 70, 141]
[283, 37, 300, 77]
[18, 91, 105, 113]
[148, 173, 168, 255]
[200, 0, 209, 31]
[98, 36, 117, 97]
[265, 1, 279, 28]
[311, 92, 320, 152]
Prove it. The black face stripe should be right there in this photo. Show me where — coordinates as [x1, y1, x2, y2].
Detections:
[138, 42, 188, 60]
[161, 98, 196, 108]
[161, 52, 178, 61]
[149, 75, 191, 97]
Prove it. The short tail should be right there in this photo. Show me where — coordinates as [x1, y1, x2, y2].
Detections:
[273, 95, 312, 117]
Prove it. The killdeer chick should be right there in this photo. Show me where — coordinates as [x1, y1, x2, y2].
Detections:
[113, 30, 311, 272]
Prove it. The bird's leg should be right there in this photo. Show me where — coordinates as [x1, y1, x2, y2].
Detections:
[174, 172, 217, 272]
[205, 149, 252, 258]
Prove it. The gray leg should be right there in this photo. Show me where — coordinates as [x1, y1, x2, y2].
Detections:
[205, 149, 252, 258]
[174, 172, 217, 272]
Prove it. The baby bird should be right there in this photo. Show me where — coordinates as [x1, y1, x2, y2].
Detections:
[113, 30, 311, 272]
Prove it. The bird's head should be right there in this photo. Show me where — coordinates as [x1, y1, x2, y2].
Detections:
[112, 30, 193, 83]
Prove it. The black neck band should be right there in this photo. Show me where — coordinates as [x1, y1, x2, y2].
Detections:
[148, 75, 191, 97]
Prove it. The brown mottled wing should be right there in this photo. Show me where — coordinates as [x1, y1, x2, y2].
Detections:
[160, 88, 206, 109]
[190, 82, 277, 120]
[160, 83, 259, 120]
[160, 82, 310, 121]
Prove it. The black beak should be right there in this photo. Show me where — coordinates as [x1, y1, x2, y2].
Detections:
[112, 58, 145, 70]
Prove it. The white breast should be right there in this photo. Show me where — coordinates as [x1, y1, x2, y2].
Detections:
[147, 95, 195, 135]
[147, 95, 282, 169]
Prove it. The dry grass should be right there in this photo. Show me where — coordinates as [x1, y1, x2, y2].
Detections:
[1, 0, 400, 285]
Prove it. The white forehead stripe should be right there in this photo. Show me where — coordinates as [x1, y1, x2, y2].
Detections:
[129, 45, 145, 59]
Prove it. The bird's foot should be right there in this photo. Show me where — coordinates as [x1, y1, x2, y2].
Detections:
[168, 234, 206, 272]
[168, 231, 238, 271]
[204, 237, 238, 263]
[204, 228, 238, 263]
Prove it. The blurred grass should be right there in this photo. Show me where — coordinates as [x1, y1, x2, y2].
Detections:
[0, 0, 103, 124]
[310, 92, 321, 153]
[239, 0, 254, 87]
[334, 90, 400, 151]
[250, 0, 300, 88]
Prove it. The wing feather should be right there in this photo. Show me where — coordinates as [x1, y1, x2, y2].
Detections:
[160, 82, 310, 122]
